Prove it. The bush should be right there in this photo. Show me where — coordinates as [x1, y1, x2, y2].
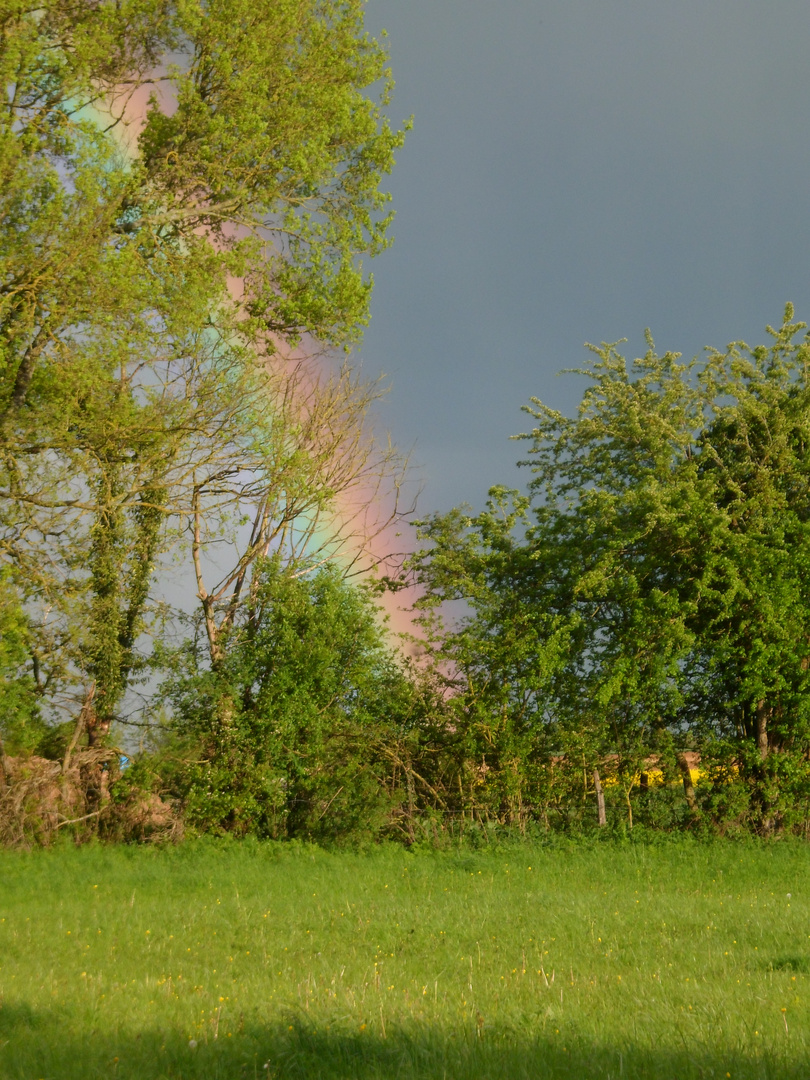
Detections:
[164, 562, 423, 843]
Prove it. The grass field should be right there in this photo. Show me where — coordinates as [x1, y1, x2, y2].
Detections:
[1, 838, 809, 1079]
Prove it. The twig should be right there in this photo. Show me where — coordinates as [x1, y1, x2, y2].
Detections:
[315, 786, 344, 822]
[56, 810, 102, 829]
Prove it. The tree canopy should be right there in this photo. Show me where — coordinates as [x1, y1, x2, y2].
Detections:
[0, 0, 408, 743]
[410, 307, 810, 832]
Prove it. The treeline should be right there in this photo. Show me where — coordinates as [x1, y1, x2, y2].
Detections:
[7, 310, 810, 844]
[3, 4, 810, 846]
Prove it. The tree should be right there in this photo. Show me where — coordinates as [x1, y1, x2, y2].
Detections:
[674, 312, 810, 827]
[190, 354, 407, 678]
[410, 307, 810, 833]
[408, 493, 582, 829]
[0, 1, 408, 743]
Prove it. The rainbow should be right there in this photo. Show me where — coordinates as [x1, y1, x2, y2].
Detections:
[93, 83, 418, 640]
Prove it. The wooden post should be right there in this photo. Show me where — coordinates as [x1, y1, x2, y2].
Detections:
[593, 769, 607, 827]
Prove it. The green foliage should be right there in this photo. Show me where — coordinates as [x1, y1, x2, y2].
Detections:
[410, 308, 810, 834]
[138, 0, 407, 346]
[31, 720, 77, 763]
[0, 1, 407, 738]
[166, 562, 420, 842]
[0, 572, 43, 754]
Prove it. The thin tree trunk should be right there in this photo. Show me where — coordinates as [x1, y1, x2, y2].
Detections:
[754, 700, 775, 833]
[192, 487, 222, 668]
[0, 732, 10, 791]
[756, 700, 770, 760]
[675, 752, 700, 817]
[405, 753, 416, 845]
[0, 318, 49, 422]
[593, 769, 606, 827]
[624, 786, 634, 829]
[63, 683, 95, 774]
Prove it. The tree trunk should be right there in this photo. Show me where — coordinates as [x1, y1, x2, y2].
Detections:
[404, 751, 416, 845]
[756, 700, 770, 760]
[624, 786, 634, 830]
[754, 701, 775, 833]
[86, 712, 110, 748]
[675, 752, 700, 817]
[63, 684, 95, 774]
[0, 733, 9, 791]
[593, 769, 606, 827]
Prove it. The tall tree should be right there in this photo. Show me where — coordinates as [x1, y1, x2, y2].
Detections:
[411, 308, 810, 832]
[0, 1, 408, 739]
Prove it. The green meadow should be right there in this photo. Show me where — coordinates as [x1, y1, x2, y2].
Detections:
[1, 839, 809, 1079]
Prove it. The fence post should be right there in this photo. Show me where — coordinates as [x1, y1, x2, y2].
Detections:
[593, 769, 607, 827]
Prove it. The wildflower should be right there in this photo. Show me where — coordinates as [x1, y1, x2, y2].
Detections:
[188, 1040, 197, 1050]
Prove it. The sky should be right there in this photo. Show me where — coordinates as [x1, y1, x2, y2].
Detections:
[358, 0, 810, 516]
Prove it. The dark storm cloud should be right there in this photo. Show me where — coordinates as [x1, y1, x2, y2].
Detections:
[359, 0, 810, 513]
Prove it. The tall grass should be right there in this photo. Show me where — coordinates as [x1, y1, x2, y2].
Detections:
[1, 838, 808, 1078]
